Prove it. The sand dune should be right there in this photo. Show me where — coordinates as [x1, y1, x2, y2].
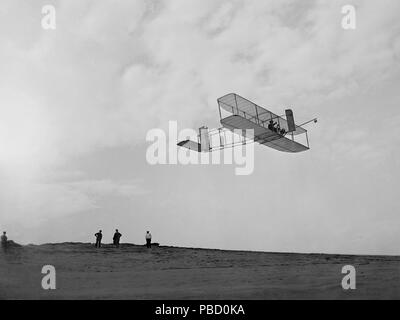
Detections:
[1, 243, 399, 299]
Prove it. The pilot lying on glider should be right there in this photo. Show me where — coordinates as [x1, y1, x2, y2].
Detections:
[268, 120, 286, 135]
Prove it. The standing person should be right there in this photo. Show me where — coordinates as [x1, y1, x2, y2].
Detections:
[1, 231, 7, 251]
[94, 230, 102, 248]
[145, 231, 152, 248]
[113, 229, 122, 248]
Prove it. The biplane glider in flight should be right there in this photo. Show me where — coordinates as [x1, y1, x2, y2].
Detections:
[177, 93, 317, 153]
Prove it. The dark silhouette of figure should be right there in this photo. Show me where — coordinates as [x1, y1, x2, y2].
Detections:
[145, 231, 152, 248]
[113, 229, 122, 247]
[268, 120, 278, 132]
[1, 231, 7, 251]
[268, 120, 274, 130]
[280, 128, 286, 135]
[95, 230, 102, 248]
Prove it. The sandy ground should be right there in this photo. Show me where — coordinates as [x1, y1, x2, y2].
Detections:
[0, 243, 399, 299]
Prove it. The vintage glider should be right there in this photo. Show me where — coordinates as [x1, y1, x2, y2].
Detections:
[177, 93, 316, 153]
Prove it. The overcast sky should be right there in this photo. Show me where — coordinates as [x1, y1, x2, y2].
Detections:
[1, 0, 400, 255]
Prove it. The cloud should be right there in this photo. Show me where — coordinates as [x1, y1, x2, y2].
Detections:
[0, 0, 400, 252]
[65, 179, 150, 198]
[0, 177, 148, 226]
[1, 0, 399, 170]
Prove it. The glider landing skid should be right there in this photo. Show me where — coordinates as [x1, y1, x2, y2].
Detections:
[177, 127, 254, 153]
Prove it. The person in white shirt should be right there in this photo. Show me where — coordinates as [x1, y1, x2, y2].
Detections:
[145, 231, 152, 248]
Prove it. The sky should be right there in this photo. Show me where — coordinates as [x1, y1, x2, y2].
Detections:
[0, 0, 400, 255]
